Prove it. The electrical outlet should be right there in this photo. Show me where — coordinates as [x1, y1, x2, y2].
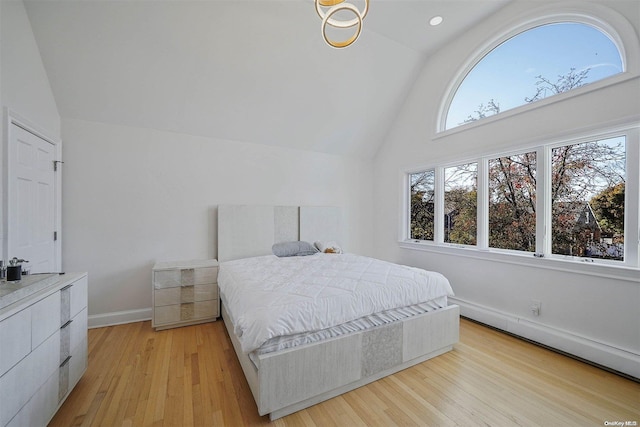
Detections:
[530, 300, 542, 316]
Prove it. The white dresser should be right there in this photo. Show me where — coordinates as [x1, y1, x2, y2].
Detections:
[152, 259, 219, 330]
[0, 272, 88, 427]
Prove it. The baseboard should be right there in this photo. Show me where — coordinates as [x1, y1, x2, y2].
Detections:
[88, 308, 152, 329]
[449, 297, 640, 380]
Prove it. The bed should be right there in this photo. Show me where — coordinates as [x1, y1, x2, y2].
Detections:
[217, 205, 460, 420]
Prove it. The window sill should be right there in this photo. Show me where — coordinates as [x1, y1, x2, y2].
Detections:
[398, 240, 640, 283]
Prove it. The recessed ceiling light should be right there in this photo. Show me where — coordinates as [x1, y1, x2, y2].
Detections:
[429, 16, 443, 26]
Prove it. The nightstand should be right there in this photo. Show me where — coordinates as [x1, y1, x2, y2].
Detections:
[152, 259, 219, 330]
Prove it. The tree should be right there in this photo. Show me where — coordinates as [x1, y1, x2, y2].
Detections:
[454, 68, 626, 258]
[488, 153, 537, 251]
[525, 67, 590, 103]
[550, 139, 625, 257]
[410, 171, 435, 240]
[446, 188, 477, 245]
[462, 67, 590, 125]
[444, 163, 478, 245]
[590, 183, 625, 240]
[463, 99, 500, 124]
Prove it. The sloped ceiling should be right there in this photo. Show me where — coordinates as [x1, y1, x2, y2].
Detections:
[24, 0, 510, 158]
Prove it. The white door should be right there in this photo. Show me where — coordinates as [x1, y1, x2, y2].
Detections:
[7, 123, 57, 273]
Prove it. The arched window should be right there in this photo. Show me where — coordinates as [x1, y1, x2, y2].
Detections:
[444, 22, 624, 130]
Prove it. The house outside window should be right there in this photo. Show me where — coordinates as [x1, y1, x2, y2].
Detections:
[551, 137, 626, 260]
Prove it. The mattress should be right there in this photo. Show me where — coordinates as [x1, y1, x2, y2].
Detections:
[218, 253, 454, 355]
[248, 297, 447, 363]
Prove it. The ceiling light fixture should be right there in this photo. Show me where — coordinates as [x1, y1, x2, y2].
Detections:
[315, 0, 369, 48]
[429, 15, 443, 26]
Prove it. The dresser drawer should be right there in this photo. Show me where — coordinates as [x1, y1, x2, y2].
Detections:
[7, 368, 59, 427]
[31, 291, 61, 349]
[60, 306, 88, 366]
[0, 308, 31, 377]
[69, 335, 88, 394]
[0, 330, 60, 427]
[70, 276, 88, 319]
[154, 300, 218, 326]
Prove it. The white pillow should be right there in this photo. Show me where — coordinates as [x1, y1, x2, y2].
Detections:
[314, 241, 343, 254]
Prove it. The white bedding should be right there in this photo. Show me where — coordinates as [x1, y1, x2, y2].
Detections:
[218, 253, 455, 354]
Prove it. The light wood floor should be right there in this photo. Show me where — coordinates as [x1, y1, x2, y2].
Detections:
[49, 318, 639, 427]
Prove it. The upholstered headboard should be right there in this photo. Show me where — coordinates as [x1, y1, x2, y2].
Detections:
[217, 205, 341, 262]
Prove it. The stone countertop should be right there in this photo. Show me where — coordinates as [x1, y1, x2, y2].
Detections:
[0, 273, 62, 311]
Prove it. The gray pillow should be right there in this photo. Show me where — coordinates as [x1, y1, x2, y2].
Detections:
[272, 241, 319, 257]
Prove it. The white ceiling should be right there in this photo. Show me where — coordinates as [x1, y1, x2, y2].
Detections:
[24, 0, 510, 158]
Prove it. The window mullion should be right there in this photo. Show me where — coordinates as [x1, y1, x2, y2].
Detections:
[404, 173, 411, 241]
[537, 146, 551, 257]
[477, 158, 489, 250]
[434, 167, 445, 244]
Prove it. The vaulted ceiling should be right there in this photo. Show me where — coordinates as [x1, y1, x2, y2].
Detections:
[24, 0, 510, 158]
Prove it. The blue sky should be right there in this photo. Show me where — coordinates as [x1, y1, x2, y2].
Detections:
[446, 23, 623, 129]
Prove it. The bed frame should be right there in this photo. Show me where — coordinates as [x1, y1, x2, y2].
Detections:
[217, 205, 460, 420]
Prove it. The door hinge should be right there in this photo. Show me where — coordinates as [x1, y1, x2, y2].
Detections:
[54, 231, 58, 241]
[53, 160, 64, 171]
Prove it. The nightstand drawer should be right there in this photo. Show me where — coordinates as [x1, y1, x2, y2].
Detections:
[154, 267, 218, 289]
[154, 300, 219, 326]
[154, 284, 218, 306]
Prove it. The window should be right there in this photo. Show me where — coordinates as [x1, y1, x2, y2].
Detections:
[445, 22, 623, 130]
[410, 170, 435, 241]
[444, 163, 477, 245]
[404, 127, 638, 271]
[489, 152, 537, 252]
[551, 137, 625, 260]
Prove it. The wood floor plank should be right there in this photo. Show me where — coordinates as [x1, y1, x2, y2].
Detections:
[49, 318, 640, 427]
[341, 387, 394, 427]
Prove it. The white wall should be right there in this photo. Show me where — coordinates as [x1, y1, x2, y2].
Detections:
[372, 0, 640, 378]
[0, 0, 61, 262]
[1, 0, 376, 329]
[62, 118, 374, 326]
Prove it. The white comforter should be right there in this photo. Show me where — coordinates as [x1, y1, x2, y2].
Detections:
[218, 253, 454, 353]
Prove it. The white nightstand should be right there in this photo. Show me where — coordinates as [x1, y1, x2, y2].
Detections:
[152, 259, 219, 330]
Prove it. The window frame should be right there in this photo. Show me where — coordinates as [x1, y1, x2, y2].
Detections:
[401, 124, 640, 281]
[436, 7, 638, 137]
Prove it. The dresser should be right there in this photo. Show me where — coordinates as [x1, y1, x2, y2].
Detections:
[0, 272, 88, 427]
[152, 259, 219, 330]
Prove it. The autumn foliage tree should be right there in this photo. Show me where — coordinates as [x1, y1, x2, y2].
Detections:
[410, 171, 435, 241]
[488, 153, 537, 251]
[550, 140, 625, 258]
[590, 182, 625, 242]
[446, 188, 477, 245]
